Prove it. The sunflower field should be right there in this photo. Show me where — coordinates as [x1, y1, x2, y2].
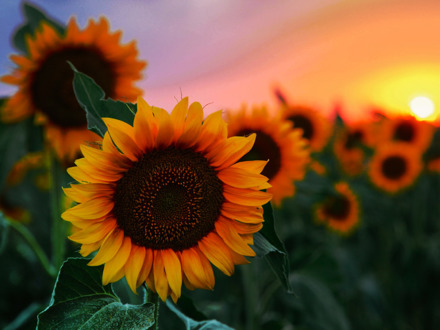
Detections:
[1, 3, 440, 330]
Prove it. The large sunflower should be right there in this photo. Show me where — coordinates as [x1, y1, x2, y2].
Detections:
[368, 142, 422, 193]
[281, 105, 332, 152]
[377, 115, 434, 152]
[1, 17, 146, 164]
[315, 182, 359, 234]
[62, 97, 272, 302]
[226, 106, 309, 206]
[333, 121, 376, 176]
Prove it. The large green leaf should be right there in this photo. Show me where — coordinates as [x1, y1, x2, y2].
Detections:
[166, 300, 233, 330]
[253, 202, 292, 292]
[12, 2, 65, 54]
[70, 64, 137, 138]
[37, 258, 155, 329]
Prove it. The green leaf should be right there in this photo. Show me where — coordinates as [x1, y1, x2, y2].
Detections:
[70, 64, 137, 138]
[0, 212, 10, 254]
[253, 202, 292, 292]
[289, 274, 350, 330]
[12, 2, 65, 54]
[166, 300, 233, 330]
[37, 258, 155, 329]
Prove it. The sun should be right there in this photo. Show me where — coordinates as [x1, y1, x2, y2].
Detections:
[409, 96, 435, 119]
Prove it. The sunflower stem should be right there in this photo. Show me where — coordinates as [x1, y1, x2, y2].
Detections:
[7, 218, 57, 278]
[49, 151, 66, 272]
[241, 263, 259, 330]
[145, 286, 160, 330]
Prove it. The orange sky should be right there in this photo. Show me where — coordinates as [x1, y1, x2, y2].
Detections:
[1, 1, 440, 123]
[141, 1, 440, 123]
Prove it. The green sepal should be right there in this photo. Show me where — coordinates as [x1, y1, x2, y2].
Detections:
[166, 300, 233, 330]
[12, 2, 65, 54]
[253, 202, 292, 292]
[37, 258, 155, 329]
[70, 63, 137, 138]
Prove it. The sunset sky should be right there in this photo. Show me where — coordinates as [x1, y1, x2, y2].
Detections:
[1, 0, 439, 123]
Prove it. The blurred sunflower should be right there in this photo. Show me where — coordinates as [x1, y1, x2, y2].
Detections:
[315, 182, 359, 234]
[333, 121, 376, 176]
[0, 197, 30, 223]
[281, 105, 332, 152]
[62, 97, 272, 303]
[1, 17, 146, 164]
[368, 142, 422, 193]
[377, 115, 434, 152]
[226, 106, 309, 206]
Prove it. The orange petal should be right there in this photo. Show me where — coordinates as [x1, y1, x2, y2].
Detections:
[137, 248, 154, 288]
[134, 97, 157, 152]
[181, 248, 214, 290]
[215, 216, 256, 256]
[170, 97, 188, 141]
[88, 229, 124, 266]
[102, 236, 132, 285]
[162, 249, 182, 298]
[153, 250, 170, 302]
[218, 167, 269, 189]
[124, 245, 147, 293]
[223, 185, 272, 206]
[199, 232, 235, 276]
[103, 118, 141, 161]
[207, 134, 256, 170]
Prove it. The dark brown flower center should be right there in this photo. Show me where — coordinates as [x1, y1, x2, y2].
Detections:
[394, 121, 414, 142]
[344, 130, 363, 149]
[113, 147, 224, 251]
[287, 114, 314, 141]
[30, 46, 116, 128]
[381, 155, 407, 180]
[322, 195, 351, 221]
[236, 129, 281, 180]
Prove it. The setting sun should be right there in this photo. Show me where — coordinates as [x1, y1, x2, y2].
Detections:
[409, 96, 435, 119]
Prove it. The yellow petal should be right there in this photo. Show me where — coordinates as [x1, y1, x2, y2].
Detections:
[124, 245, 147, 293]
[103, 118, 141, 161]
[207, 134, 256, 170]
[62, 197, 113, 220]
[134, 97, 157, 152]
[170, 97, 188, 141]
[102, 236, 132, 285]
[181, 248, 214, 290]
[153, 250, 170, 302]
[221, 203, 264, 224]
[88, 229, 124, 266]
[215, 216, 256, 256]
[137, 248, 154, 288]
[199, 232, 235, 276]
[218, 167, 269, 189]
[223, 185, 272, 206]
[162, 249, 182, 298]
[68, 219, 116, 244]
[196, 111, 227, 152]
[154, 108, 174, 149]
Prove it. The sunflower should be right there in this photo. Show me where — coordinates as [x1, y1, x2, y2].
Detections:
[377, 115, 434, 152]
[0, 197, 30, 223]
[368, 142, 422, 193]
[281, 105, 332, 152]
[62, 97, 272, 303]
[225, 105, 309, 206]
[1, 17, 146, 164]
[333, 121, 376, 176]
[315, 182, 359, 234]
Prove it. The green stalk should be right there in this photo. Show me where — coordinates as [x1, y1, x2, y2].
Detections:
[49, 151, 66, 271]
[8, 219, 56, 278]
[145, 286, 160, 330]
[241, 263, 259, 330]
